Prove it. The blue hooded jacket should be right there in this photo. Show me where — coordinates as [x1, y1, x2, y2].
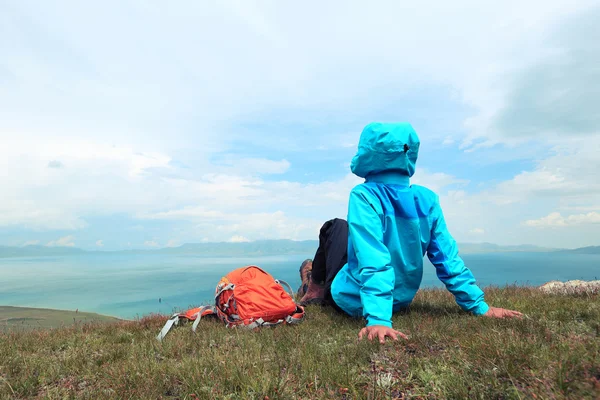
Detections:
[330, 122, 489, 327]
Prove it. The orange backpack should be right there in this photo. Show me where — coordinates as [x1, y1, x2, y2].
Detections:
[157, 266, 305, 341]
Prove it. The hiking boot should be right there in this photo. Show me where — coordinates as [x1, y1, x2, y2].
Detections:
[299, 280, 326, 306]
[297, 259, 313, 298]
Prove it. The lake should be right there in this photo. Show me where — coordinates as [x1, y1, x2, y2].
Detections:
[1, 252, 598, 319]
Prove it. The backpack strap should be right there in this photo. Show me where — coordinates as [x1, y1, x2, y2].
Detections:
[245, 317, 289, 329]
[245, 317, 269, 329]
[156, 306, 217, 341]
[276, 279, 305, 324]
[191, 305, 216, 333]
[285, 306, 305, 325]
[156, 313, 180, 342]
[215, 283, 235, 300]
[244, 305, 305, 329]
[275, 279, 295, 298]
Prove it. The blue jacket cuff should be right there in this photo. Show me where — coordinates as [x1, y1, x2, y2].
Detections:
[471, 302, 489, 316]
[366, 318, 392, 328]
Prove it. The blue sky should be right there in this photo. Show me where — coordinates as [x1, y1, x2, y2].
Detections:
[1, 1, 599, 250]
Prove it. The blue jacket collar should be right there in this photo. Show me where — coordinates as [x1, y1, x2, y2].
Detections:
[365, 170, 410, 186]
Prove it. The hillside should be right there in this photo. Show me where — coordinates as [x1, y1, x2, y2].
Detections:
[0, 287, 598, 399]
[157, 239, 318, 257]
[560, 246, 600, 255]
[0, 245, 84, 258]
[457, 242, 556, 253]
[0, 306, 119, 332]
[0, 240, 318, 258]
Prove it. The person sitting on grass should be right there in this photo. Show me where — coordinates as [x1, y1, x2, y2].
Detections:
[300, 122, 522, 344]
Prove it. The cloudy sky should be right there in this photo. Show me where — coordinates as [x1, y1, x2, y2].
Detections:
[1, 0, 599, 250]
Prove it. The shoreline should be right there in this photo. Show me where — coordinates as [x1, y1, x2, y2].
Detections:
[3, 279, 597, 325]
[0, 305, 124, 318]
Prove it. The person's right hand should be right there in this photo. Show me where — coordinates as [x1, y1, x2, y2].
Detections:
[358, 325, 408, 344]
[483, 307, 523, 319]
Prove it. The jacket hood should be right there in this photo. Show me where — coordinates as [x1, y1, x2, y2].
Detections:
[350, 122, 420, 178]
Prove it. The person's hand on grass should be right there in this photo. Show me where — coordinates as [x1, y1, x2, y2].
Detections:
[483, 307, 523, 319]
[358, 325, 408, 343]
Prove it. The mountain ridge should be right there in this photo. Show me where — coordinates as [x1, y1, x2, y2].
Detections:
[2, 240, 596, 258]
[558, 245, 600, 254]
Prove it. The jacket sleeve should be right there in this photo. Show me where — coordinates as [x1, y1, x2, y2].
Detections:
[426, 199, 489, 315]
[347, 188, 394, 327]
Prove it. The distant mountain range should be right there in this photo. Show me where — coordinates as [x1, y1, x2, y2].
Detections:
[558, 246, 600, 254]
[155, 240, 317, 257]
[0, 245, 86, 258]
[1, 241, 598, 258]
[457, 242, 557, 254]
[0, 241, 316, 258]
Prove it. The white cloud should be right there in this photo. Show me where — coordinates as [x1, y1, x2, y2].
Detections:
[214, 156, 291, 175]
[22, 240, 40, 246]
[442, 137, 455, 146]
[46, 235, 75, 247]
[4, 1, 596, 150]
[0, 136, 176, 231]
[208, 212, 322, 242]
[47, 160, 64, 169]
[0, 201, 87, 231]
[95, 240, 104, 247]
[130, 169, 467, 244]
[435, 141, 600, 248]
[166, 239, 179, 248]
[412, 171, 469, 194]
[461, 6, 600, 148]
[142, 208, 323, 243]
[229, 235, 250, 243]
[469, 228, 485, 235]
[488, 138, 600, 214]
[144, 240, 159, 248]
[525, 212, 600, 227]
[1, 1, 599, 249]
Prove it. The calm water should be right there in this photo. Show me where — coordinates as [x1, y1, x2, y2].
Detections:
[1, 252, 598, 319]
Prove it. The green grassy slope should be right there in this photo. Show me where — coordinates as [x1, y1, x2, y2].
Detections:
[0, 287, 598, 399]
[0, 306, 120, 332]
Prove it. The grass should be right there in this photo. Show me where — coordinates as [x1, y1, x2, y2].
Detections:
[0, 287, 598, 399]
[0, 307, 120, 332]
